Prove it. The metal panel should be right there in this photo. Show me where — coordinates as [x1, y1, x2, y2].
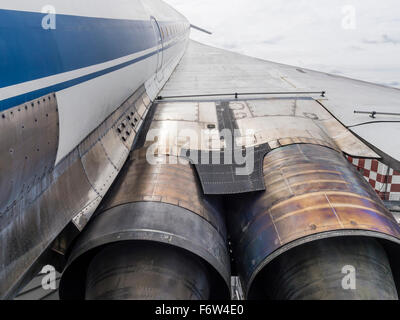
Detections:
[60, 149, 231, 299]
[61, 202, 230, 300]
[100, 149, 225, 232]
[80, 142, 117, 197]
[100, 128, 129, 171]
[233, 98, 376, 158]
[1, 86, 154, 299]
[160, 40, 392, 162]
[199, 102, 218, 124]
[147, 120, 222, 156]
[0, 153, 95, 299]
[154, 102, 199, 122]
[145, 97, 373, 195]
[186, 144, 271, 195]
[85, 241, 212, 300]
[14, 273, 60, 301]
[227, 144, 400, 297]
[248, 99, 297, 117]
[0, 94, 59, 214]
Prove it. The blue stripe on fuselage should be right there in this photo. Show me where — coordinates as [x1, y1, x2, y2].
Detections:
[0, 9, 157, 88]
[0, 9, 188, 111]
[0, 39, 185, 111]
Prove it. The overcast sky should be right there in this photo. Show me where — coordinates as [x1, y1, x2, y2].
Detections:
[164, 0, 400, 88]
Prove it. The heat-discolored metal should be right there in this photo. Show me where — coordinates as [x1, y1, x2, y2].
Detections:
[258, 236, 398, 300]
[85, 242, 211, 300]
[227, 143, 400, 298]
[59, 149, 231, 300]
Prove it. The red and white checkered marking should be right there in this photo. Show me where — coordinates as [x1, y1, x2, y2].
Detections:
[346, 156, 400, 201]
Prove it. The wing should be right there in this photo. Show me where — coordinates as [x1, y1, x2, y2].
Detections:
[161, 40, 400, 167]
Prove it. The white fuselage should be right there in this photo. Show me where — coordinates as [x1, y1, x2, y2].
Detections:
[0, 0, 190, 163]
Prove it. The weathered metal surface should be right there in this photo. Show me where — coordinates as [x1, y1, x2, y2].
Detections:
[61, 202, 230, 300]
[60, 150, 231, 299]
[69, 87, 150, 231]
[183, 144, 271, 195]
[85, 242, 211, 300]
[227, 143, 400, 297]
[147, 101, 222, 156]
[0, 94, 59, 214]
[147, 96, 379, 195]
[175, 100, 271, 194]
[0, 87, 151, 299]
[100, 149, 226, 232]
[14, 272, 60, 301]
[256, 237, 398, 300]
[1, 150, 95, 299]
[231, 98, 378, 158]
[161, 40, 400, 164]
[147, 97, 358, 157]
